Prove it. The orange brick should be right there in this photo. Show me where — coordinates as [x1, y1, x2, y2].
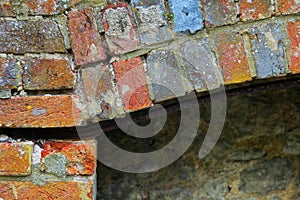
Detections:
[0, 142, 33, 176]
[22, 57, 75, 90]
[277, 0, 300, 15]
[41, 141, 96, 175]
[0, 181, 93, 199]
[113, 57, 152, 111]
[0, 95, 81, 128]
[239, 0, 272, 21]
[0, 0, 14, 16]
[217, 32, 252, 84]
[287, 21, 300, 74]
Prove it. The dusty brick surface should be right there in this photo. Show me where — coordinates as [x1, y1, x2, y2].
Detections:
[68, 8, 107, 66]
[216, 32, 252, 84]
[0, 142, 33, 176]
[287, 21, 300, 74]
[0, 20, 65, 54]
[0, 57, 23, 89]
[0, 0, 15, 16]
[41, 141, 96, 175]
[0, 181, 93, 199]
[0, 95, 81, 128]
[113, 57, 152, 111]
[200, 0, 237, 27]
[103, 3, 139, 55]
[277, 0, 300, 15]
[23, 57, 75, 90]
[239, 0, 272, 21]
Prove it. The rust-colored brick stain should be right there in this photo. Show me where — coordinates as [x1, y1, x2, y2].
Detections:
[0, 143, 32, 175]
[217, 32, 252, 84]
[113, 57, 152, 111]
[0, 181, 93, 199]
[239, 0, 272, 21]
[287, 21, 300, 74]
[277, 0, 300, 15]
[0, 95, 81, 128]
[42, 141, 96, 175]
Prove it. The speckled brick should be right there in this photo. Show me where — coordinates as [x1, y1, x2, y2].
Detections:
[0, 95, 81, 128]
[41, 141, 96, 176]
[146, 50, 186, 101]
[216, 32, 252, 84]
[0, 181, 93, 199]
[0, 0, 15, 16]
[169, 0, 203, 33]
[287, 21, 300, 74]
[277, 0, 300, 15]
[0, 57, 23, 89]
[249, 23, 287, 78]
[0, 142, 33, 176]
[103, 3, 139, 55]
[0, 20, 65, 54]
[113, 57, 152, 111]
[68, 8, 107, 66]
[23, 57, 75, 90]
[132, 0, 172, 45]
[239, 0, 272, 21]
[200, 0, 238, 27]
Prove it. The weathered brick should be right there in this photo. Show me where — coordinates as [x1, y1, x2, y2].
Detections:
[81, 65, 124, 119]
[103, 3, 139, 55]
[0, 142, 33, 176]
[68, 8, 107, 66]
[0, 0, 15, 16]
[216, 32, 252, 84]
[287, 21, 300, 74]
[0, 95, 81, 128]
[22, 57, 74, 90]
[169, 0, 203, 33]
[146, 50, 186, 101]
[41, 141, 96, 176]
[132, 0, 172, 45]
[113, 57, 152, 111]
[249, 23, 287, 78]
[239, 0, 272, 21]
[0, 57, 23, 89]
[0, 181, 93, 199]
[0, 20, 65, 54]
[277, 0, 300, 15]
[200, 0, 238, 27]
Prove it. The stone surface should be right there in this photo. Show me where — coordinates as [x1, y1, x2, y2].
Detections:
[22, 57, 75, 90]
[68, 8, 107, 66]
[216, 31, 252, 84]
[0, 181, 93, 199]
[200, 0, 238, 27]
[229, 148, 266, 162]
[283, 128, 300, 155]
[240, 158, 293, 194]
[0, 95, 81, 127]
[287, 20, 300, 74]
[277, 0, 300, 15]
[239, 0, 272, 21]
[0, 19, 65, 54]
[0, 0, 15, 16]
[249, 23, 287, 78]
[169, 0, 203, 33]
[0, 142, 33, 175]
[103, 3, 139, 55]
[41, 141, 96, 175]
[0, 57, 22, 89]
[113, 57, 152, 111]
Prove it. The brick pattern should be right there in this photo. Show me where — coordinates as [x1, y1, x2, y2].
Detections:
[239, 0, 272, 21]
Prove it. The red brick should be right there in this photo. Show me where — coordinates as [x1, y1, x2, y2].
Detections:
[0, 57, 23, 89]
[0, 0, 15, 16]
[41, 141, 96, 175]
[239, 0, 272, 21]
[0, 181, 93, 199]
[113, 57, 152, 111]
[277, 0, 300, 15]
[22, 57, 75, 90]
[0, 142, 33, 176]
[217, 32, 252, 84]
[68, 8, 107, 66]
[0, 95, 81, 128]
[287, 21, 300, 74]
[103, 3, 139, 55]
